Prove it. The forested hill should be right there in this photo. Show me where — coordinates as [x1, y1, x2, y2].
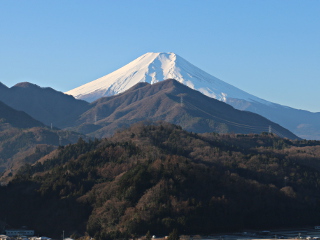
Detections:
[2, 122, 320, 239]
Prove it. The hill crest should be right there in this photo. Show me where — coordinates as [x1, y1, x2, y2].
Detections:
[72, 79, 299, 140]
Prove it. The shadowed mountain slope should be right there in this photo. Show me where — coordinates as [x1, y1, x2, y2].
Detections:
[0, 101, 45, 129]
[228, 98, 320, 140]
[0, 82, 90, 128]
[72, 79, 299, 139]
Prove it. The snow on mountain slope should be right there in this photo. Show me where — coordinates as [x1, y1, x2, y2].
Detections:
[65, 52, 270, 104]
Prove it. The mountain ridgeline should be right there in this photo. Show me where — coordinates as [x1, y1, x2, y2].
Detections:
[72, 79, 298, 139]
[1, 122, 320, 239]
[0, 82, 90, 128]
[0, 79, 300, 180]
[227, 98, 320, 140]
[65, 52, 320, 140]
[0, 100, 44, 129]
[0, 80, 299, 139]
[65, 52, 266, 103]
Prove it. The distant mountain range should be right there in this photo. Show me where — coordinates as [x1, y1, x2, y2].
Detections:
[65, 52, 320, 140]
[0, 78, 301, 180]
[0, 82, 89, 128]
[0, 79, 298, 140]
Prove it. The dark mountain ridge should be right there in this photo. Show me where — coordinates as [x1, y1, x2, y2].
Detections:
[0, 101, 45, 129]
[73, 79, 299, 139]
[0, 82, 90, 128]
[0, 82, 8, 90]
[0, 80, 299, 140]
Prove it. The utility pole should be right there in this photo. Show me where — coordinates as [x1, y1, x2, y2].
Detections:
[269, 125, 272, 134]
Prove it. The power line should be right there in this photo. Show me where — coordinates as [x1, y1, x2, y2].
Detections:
[184, 101, 268, 130]
[271, 128, 286, 138]
[182, 99, 290, 138]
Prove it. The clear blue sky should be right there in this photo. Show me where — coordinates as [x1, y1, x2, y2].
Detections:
[0, 0, 319, 112]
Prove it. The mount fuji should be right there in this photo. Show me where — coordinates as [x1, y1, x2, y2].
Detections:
[66, 52, 269, 104]
[66, 52, 320, 140]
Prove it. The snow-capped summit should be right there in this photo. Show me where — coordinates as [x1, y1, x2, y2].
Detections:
[65, 52, 268, 104]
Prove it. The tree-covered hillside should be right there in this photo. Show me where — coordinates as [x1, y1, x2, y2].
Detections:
[0, 126, 88, 182]
[1, 122, 320, 239]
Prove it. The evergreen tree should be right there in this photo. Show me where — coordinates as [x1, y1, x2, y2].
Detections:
[145, 231, 151, 240]
[168, 229, 179, 240]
